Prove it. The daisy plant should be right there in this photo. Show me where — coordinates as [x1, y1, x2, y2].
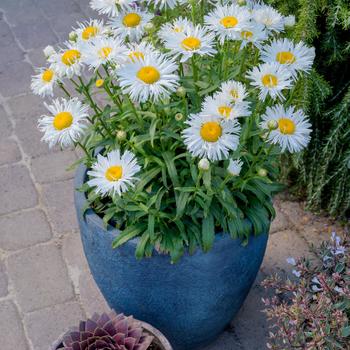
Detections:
[32, 0, 315, 262]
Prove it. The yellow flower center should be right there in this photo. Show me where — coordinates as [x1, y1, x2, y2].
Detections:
[241, 30, 253, 40]
[218, 106, 232, 118]
[230, 89, 239, 99]
[278, 118, 296, 135]
[123, 13, 141, 27]
[98, 47, 112, 59]
[181, 37, 201, 51]
[53, 112, 73, 130]
[261, 74, 278, 88]
[276, 51, 296, 64]
[137, 66, 160, 84]
[200, 121, 222, 142]
[96, 79, 104, 88]
[82, 26, 98, 40]
[105, 165, 123, 181]
[220, 16, 238, 28]
[128, 51, 145, 62]
[42, 69, 54, 83]
[61, 49, 81, 66]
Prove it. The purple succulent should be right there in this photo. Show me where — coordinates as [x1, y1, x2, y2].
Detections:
[57, 311, 154, 350]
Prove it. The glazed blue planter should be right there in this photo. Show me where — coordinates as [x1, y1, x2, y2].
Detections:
[74, 163, 269, 350]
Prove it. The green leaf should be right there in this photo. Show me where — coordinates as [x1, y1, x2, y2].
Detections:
[136, 167, 162, 192]
[149, 117, 160, 147]
[202, 214, 215, 252]
[135, 232, 150, 259]
[175, 191, 191, 218]
[341, 326, 350, 338]
[112, 224, 146, 248]
[162, 151, 180, 188]
[148, 214, 155, 240]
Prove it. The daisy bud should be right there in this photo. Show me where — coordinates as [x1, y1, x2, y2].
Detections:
[257, 168, 267, 177]
[116, 130, 126, 141]
[284, 15, 296, 28]
[95, 79, 104, 88]
[144, 22, 155, 33]
[175, 113, 184, 121]
[267, 119, 278, 130]
[69, 31, 78, 42]
[228, 159, 243, 176]
[237, 0, 247, 5]
[176, 86, 187, 98]
[43, 45, 56, 58]
[198, 158, 210, 171]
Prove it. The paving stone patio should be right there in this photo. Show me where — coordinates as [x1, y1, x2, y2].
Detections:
[0, 1, 345, 349]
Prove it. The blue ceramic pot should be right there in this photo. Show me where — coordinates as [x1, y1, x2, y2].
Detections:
[74, 163, 269, 350]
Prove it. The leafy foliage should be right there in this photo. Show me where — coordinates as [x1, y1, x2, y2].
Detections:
[269, 0, 350, 217]
[262, 233, 350, 349]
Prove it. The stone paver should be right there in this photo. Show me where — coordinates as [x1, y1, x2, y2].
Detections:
[0, 137, 21, 165]
[0, 260, 8, 297]
[7, 243, 75, 312]
[0, 106, 13, 137]
[24, 301, 84, 350]
[0, 301, 28, 350]
[30, 150, 77, 184]
[0, 61, 34, 97]
[42, 179, 79, 233]
[0, 1, 344, 350]
[0, 164, 38, 215]
[0, 209, 52, 250]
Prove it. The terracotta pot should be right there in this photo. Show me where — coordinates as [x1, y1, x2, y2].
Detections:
[50, 319, 173, 350]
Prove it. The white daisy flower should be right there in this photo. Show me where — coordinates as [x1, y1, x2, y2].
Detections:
[48, 43, 83, 78]
[126, 41, 155, 62]
[227, 159, 243, 176]
[117, 51, 179, 102]
[219, 80, 248, 103]
[109, 9, 154, 42]
[182, 113, 241, 161]
[158, 17, 193, 42]
[38, 98, 89, 148]
[260, 104, 312, 153]
[204, 4, 251, 43]
[148, 0, 178, 9]
[87, 149, 141, 197]
[247, 62, 293, 101]
[31, 67, 58, 97]
[74, 19, 107, 44]
[202, 93, 250, 120]
[81, 36, 128, 69]
[238, 22, 268, 49]
[253, 5, 284, 33]
[162, 24, 217, 63]
[90, 0, 133, 17]
[43, 45, 56, 59]
[260, 38, 315, 78]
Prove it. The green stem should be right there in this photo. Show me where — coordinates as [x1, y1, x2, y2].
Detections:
[77, 141, 92, 162]
[239, 47, 247, 80]
[191, 55, 200, 109]
[77, 77, 113, 138]
[58, 82, 71, 97]
[127, 95, 143, 127]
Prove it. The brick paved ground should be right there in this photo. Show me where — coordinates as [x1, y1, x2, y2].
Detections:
[0, 1, 345, 349]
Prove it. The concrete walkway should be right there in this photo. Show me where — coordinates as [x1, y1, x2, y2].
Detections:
[0, 1, 343, 349]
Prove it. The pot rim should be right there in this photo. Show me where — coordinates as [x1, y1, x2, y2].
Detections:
[50, 319, 173, 350]
[75, 163, 255, 250]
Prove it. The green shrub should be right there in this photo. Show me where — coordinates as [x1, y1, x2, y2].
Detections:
[268, 0, 350, 217]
